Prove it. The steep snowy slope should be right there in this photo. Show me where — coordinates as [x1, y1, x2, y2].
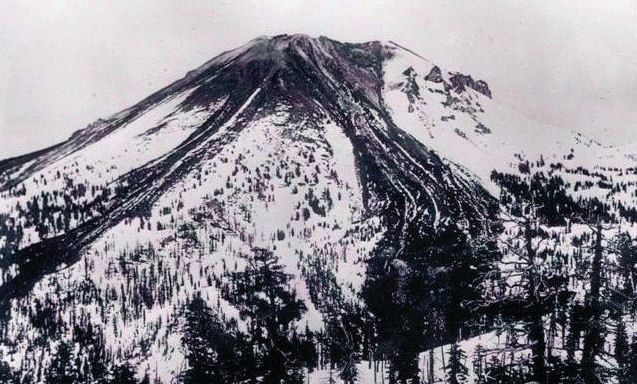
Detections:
[380, 41, 637, 216]
[0, 34, 499, 382]
[0, 34, 634, 383]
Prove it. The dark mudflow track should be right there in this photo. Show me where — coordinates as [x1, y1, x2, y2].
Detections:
[0, 34, 497, 310]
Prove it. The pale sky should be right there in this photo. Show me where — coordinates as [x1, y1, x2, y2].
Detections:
[1, 0, 636, 158]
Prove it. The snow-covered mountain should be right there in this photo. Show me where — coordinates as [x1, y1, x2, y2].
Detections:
[0, 34, 635, 384]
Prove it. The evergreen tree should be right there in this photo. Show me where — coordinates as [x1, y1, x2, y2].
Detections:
[525, 214, 549, 384]
[323, 311, 359, 384]
[364, 245, 421, 384]
[223, 247, 314, 384]
[110, 363, 139, 384]
[563, 305, 582, 381]
[446, 344, 468, 384]
[180, 294, 254, 384]
[629, 332, 637, 384]
[473, 344, 485, 384]
[483, 356, 527, 384]
[46, 342, 80, 384]
[615, 232, 636, 304]
[581, 219, 613, 384]
[0, 357, 15, 384]
[615, 318, 630, 384]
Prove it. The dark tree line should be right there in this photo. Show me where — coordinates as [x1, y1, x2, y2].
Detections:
[487, 169, 637, 384]
[363, 220, 501, 383]
[181, 248, 316, 384]
[3, 161, 637, 384]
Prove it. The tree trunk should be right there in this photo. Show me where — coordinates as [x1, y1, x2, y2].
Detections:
[526, 219, 547, 384]
[529, 308, 547, 384]
[582, 221, 603, 384]
[440, 347, 447, 384]
[428, 349, 434, 384]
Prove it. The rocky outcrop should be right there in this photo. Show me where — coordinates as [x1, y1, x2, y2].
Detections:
[425, 65, 444, 83]
[448, 73, 492, 98]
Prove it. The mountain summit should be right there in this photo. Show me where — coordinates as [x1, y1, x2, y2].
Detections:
[1, 35, 634, 383]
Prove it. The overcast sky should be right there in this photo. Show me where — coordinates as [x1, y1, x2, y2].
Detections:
[1, 0, 636, 158]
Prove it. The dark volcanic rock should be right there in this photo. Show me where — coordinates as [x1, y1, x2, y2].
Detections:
[425, 65, 444, 83]
[448, 72, 492, 98]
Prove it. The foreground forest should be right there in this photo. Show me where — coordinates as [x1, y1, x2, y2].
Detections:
[2, 167, 635, 384]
